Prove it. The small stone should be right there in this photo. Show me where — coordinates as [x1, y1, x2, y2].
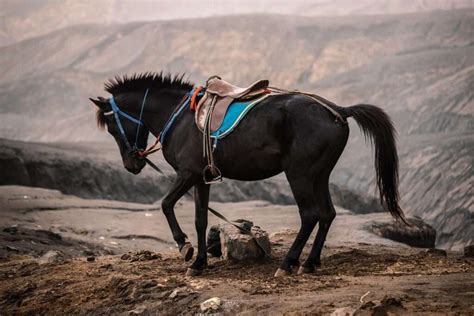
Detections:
[463, 245, 474, 257]
[99, 263, 113, 270]
[128, 305, 147, 315]
[141, 280, 157, 289]
[121, 253, 131, 260]
[3, 227, 18, 234]
[37, 250, 65, 265]
[6, 245, 19, 252]
[425, 248, 447, 257]
[82, 250, 95, 256]
[200, 297, 221, 313]
[87, 256, 96, 262]
[360, 301, 376, 309]
[169, 289, 179, 298]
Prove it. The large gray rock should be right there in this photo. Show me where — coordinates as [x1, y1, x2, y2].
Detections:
[367, 217, 436, 248]
[207, 220, 271, 261]
[464, 245, 474, 257]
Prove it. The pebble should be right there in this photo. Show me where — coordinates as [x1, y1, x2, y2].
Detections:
[6, 245, 19, 252]
[169, 289, 179, 298]
[425, 248, 447, 257]
[37, 250, 65, 265]
[200, 297, 222, 313]
[128, 306, 147, 315]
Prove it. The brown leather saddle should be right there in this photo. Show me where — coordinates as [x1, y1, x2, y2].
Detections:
[195, 76, 269, 132]
[194, 76, 270, 184]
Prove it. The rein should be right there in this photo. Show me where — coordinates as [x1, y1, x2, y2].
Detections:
[143, 157, 246, 233]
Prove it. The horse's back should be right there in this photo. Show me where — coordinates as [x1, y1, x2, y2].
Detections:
[212, 94, 349, 180]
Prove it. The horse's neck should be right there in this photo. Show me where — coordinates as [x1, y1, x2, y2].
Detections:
[144, 89, 190, 137]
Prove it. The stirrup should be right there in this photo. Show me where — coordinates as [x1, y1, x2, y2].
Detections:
[203, 165, 222, 184]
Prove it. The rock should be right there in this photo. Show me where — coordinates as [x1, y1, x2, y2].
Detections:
[355, 296, 405, 315]
[367, 217, 436, 248]
[140, 280, 157, 289]
[121, 250, 161, 262]
[128, 305, 147, 315]
[206, 226, 222, 257]
[0, 154, 31, 187]
[86, 256, 96, 262]
[121, 253, 131, 260]
[463, 245, 474, 257]
[6, 245, 19, 252]
[169, 289, 179, 298]
[200, 297, 221, 313]
[99, 263, 113, 270]
[82, 250, 96, 256]
[425, 248, 447, 257]
[37, 250, 66, 265]
[208, 220, 271, 261]
[3, 226, 18, 235]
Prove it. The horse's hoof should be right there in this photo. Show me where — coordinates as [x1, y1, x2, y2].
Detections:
[297, 266, 315, 275]
[180, 243, 194, 262]
[185, 268, 202, 277]
[274, 268, 291, 277]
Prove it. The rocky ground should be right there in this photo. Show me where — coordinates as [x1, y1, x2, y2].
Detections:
[1, 238, 473, 314]
[0, 185, 473, 314]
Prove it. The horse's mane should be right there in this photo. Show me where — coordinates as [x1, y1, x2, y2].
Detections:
[96, 72, 193, 129]
[104, 72, 193, 95]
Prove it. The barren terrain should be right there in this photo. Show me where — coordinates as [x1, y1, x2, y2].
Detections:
[0, 185, 473, 314]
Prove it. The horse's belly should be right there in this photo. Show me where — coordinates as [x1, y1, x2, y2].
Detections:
[214, 136, 283, 181]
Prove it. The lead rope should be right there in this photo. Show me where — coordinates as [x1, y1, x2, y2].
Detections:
[142, 157, 270, 258]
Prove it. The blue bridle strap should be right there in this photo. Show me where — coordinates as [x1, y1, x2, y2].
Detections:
[109, 97, 144, 126]
[108, 89, 149, 152]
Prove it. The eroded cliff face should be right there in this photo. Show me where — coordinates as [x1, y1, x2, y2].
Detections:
[0, 138, 382, 212]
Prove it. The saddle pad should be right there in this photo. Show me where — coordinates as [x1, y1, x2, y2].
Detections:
[211, 94, 270, 139]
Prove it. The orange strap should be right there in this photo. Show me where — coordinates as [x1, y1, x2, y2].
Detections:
[190, 86, 203, 111]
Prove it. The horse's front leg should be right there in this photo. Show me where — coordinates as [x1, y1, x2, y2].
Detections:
[186, 182, 210, 276]
[161, 172, 198, 261]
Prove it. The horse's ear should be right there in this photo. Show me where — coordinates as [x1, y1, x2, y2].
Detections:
[89, 97, 109, 111]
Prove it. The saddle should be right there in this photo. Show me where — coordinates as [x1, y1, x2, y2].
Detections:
[195, 76, 269, 132]
[193, 76, 270, 184]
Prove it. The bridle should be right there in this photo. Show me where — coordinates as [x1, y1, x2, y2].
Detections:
[104, 88, 150, 156]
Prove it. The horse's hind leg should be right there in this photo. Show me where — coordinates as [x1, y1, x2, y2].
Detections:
[275, 172, 319, 276]
[299, 180, 336, 274]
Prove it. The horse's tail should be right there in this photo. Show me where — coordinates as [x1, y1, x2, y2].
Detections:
[339, 104, 409, 225]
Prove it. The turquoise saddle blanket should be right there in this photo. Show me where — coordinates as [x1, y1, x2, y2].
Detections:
[211, 95, 268, 139]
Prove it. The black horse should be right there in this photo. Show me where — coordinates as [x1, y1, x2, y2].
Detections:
[90, 73, 406, 276]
